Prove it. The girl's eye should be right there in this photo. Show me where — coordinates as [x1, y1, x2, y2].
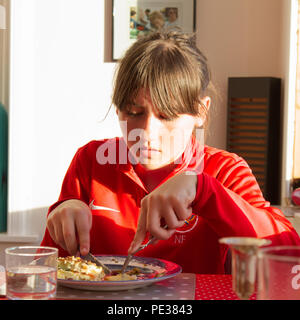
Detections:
[158, 114, 168, 120]
[158, 113, 174, 121]
[127, 111, 143, 117]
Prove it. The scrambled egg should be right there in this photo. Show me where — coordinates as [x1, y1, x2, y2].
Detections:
[57, 256, 105, 281]
[57, 256, 138, 281]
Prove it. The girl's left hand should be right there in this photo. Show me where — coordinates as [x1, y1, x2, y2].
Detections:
[128, 171, 198, 254]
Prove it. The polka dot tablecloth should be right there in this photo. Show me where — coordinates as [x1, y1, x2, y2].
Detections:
[0, 272, 256, 300]
[195, 274, 256, 300]
[56, 273, 195, 300]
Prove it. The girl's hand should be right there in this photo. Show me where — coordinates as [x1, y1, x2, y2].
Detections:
[46, 199, 92, 256]
[128, 171, 198, 254]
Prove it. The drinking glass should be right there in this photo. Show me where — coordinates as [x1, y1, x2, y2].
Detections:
[219, 237, 270, 300]
[5, 246, 58, 300]
[257, 246, 300, 300]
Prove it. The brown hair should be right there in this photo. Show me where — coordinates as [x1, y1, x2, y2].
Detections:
[112, 31, 213, 125]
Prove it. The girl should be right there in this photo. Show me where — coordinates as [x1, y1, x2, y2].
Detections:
[41, 31, 300, 274]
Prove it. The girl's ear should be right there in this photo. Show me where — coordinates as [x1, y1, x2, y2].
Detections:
[198, 96, 211, 126]
[201, 96, 211, 113]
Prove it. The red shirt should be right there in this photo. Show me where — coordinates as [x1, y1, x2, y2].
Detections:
[40, 137, 300, 274]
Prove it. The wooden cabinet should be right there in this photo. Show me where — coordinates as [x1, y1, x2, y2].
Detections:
[227, 77, 281, 204]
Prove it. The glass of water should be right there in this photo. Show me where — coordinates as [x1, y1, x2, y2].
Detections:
[257, 246, 300, 300]
[219, 237, 271, 300]
[5, 246, 58, 300]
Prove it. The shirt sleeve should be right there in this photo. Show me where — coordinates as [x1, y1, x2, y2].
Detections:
[192, 154, 300, 245]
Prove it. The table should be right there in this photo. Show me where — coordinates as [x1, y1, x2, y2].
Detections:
[0, 271, 256, 300]
[195, 274, 256, 300]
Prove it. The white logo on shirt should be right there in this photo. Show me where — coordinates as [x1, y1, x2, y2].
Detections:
[174, 234, 186, 244]
[89, 200, 120, 213]
[175, 215, 199, 234]
[172, 215, 199, 245]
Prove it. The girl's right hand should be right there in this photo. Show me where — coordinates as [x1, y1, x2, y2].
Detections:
[46, 199, 92, 256]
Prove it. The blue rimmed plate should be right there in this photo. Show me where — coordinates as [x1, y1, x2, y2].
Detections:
[57, 255, 182, 291]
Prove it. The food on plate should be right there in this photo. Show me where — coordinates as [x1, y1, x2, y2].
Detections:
[57, 256, 140, 281]
[104, 267, 143, 281]
[105, 273, 137, 281]
[57, 256, 106, 281]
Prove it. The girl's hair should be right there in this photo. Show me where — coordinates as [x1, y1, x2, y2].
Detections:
[112, 31, 213, 126]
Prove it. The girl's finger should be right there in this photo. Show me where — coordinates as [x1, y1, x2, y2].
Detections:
[169, 196, 192, 221]
[54, 223, 67, 252]
[46, 220, 56, 244]
[62, 215, 77, 255]
[159, 204, 185, 230]
[147, 199, 174, 240]
[128, 204, 148, 254]
[74, 209, 92, 256]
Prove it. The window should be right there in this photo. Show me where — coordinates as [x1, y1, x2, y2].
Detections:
[293, 2, 300, 185]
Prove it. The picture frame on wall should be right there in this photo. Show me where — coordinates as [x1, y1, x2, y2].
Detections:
[112, 0, 196, 61]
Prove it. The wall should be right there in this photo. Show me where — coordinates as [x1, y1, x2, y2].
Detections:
[197, 0, 296, 204]
[7, 0, 121, 238]
[2, 0, 297, 243]
[281, 0, 298, 203]
[0, 0, 9, 110]
[197, 0, 287, 147]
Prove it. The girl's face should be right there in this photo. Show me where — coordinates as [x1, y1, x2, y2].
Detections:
[117, 88, 210, 170]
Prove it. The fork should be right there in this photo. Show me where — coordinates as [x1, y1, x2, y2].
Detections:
[121, 226, 168, 274]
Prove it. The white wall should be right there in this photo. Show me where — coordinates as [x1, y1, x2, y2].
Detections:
[8, 0, 121, 236]
[0, 4, 5, 30]
[197, 0, 296, 204]
[4, 0, 297, 239]
[197, 0, 288, 148]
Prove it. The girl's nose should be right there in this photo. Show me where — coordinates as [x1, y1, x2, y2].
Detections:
[143, 114, 162, 139]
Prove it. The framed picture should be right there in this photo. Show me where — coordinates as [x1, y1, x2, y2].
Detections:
[112, 0, 196, 61]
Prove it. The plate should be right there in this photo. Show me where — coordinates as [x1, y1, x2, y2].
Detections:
[57, 255, 182, 291]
